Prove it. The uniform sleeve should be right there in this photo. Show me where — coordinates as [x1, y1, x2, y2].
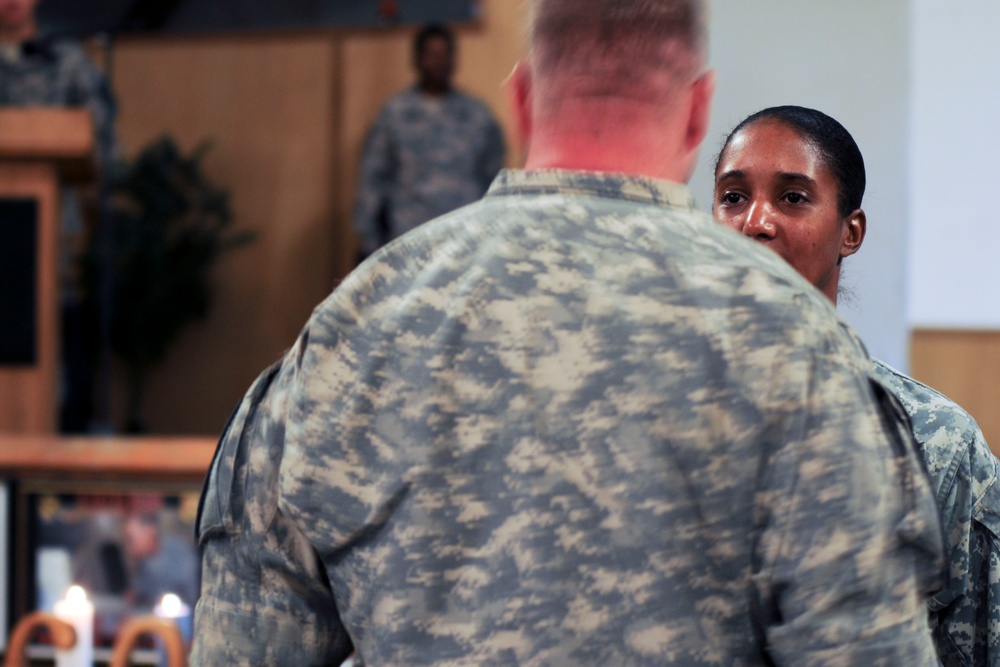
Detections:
[353, 108, 396, 257]
[754, 344, 944, 665]
[927, 428, 1000, 665]
[191, 359, 354, 667]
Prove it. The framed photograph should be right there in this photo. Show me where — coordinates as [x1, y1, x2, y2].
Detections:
[12, 479, 200, 649]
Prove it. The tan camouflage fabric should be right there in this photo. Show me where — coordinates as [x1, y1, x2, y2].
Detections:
[193, 169, 944, 666]
[353, 86, 505, 256]
[873, 359, 1000, 666]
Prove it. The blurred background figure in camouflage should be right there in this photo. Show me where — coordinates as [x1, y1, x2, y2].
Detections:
[714, 104, 1000, 667]
[352, 22, 505, 261]
[0, 0, 119, 432]
[192, 1, 945, 664]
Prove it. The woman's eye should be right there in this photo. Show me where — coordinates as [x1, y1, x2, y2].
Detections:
[720, 192, 743, 205]
[784, 192, 807, 204]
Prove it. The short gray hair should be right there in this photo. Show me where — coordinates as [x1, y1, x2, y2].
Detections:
[528, 0, 708, 81]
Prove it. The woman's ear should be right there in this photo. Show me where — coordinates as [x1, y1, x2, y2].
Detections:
[841, 208, 866, 259]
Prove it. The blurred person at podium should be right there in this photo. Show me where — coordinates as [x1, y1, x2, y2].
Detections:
[0, 0, 119, 432]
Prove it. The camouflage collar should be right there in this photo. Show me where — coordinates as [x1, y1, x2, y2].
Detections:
[486, 169, 695, 210]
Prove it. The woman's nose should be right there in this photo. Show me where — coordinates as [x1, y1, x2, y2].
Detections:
[742, 200, 777, 240]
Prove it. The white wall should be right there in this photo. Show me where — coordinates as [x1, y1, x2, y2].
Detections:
[689, 0, 911, 369]
[909, 0, 1000, 327]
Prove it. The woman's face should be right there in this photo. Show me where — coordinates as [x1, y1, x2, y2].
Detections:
[713, 119, 863, 303]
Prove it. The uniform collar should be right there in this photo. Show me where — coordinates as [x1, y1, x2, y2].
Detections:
[486, 169, 696, 210]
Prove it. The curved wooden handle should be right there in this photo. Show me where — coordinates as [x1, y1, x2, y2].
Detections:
[109, 617, 187, 667]
[3, 612, 77, 667]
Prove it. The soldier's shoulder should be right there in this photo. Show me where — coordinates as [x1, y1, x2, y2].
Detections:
[871, 359, 982, 438]
[682, 212, 847, 319]
[871, 358, 996, 481]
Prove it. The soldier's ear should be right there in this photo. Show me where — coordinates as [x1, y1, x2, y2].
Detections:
[684, 69, 715, 153]
[840, 209, 866, 259]
[508, 61, 532, 144]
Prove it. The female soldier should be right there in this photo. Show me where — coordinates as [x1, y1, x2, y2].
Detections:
[714, 105, 1000, 667]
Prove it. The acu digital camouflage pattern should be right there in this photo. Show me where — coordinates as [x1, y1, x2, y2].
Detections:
[353, 86, 505, 256]
[873, 359, 1000, 666]
[194, 169, 944, 666]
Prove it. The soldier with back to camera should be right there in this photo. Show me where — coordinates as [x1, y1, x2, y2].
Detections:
[193, 2, 944, 664]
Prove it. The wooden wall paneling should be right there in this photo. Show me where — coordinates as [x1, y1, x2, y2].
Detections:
[111, 35, 340, 434]
[910, 329, 1000, 456]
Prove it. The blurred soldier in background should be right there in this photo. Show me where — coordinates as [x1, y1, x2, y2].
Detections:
[713, 104, 1000, 666]
[353, 22, 505, 260]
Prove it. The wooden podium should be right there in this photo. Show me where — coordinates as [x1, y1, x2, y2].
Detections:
[0, 109, 95, 433]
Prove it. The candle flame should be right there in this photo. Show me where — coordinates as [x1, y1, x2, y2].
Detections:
[160, 593, 183, 617]
[66, 585, 87, 603]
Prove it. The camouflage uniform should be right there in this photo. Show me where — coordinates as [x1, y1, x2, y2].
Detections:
[873, 359, 1000, 666]
[353, 86, 505, 256]
[194, 169, 944, 666]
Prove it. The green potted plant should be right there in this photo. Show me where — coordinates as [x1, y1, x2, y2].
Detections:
[83, 136, 254, 433]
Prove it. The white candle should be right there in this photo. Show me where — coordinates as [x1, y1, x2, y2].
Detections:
[154, 593, 192, 645]
[52, 585, 93, 667]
